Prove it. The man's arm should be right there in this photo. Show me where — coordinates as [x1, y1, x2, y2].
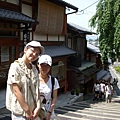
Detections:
[12, 83, 33, 118]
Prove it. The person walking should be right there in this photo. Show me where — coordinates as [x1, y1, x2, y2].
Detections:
[93, 80, 100, 101]
[99, 80, 105, 101]
[105, 82, 114, 103]
[6, 41, 44, 120]
[37, 55, 60, 120]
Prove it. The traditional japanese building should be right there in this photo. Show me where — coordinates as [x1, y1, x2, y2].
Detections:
[67, 23, 99, 94]
[0, 0, 78, 93]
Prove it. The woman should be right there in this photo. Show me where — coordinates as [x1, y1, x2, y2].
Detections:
[6, 41, 44, 120]
[105, 82, 114, 103]
[93, 80, 100, 101]
[37, 55, 60, 120]
[99, 80, 105, 100]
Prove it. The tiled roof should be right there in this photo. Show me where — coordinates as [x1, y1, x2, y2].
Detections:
[0, 8, 38, 24]
[78, 61, 96, 71]
[97, 70, 109, 81]
[44, 45, 76, 57]
[87, 43, 100, 53]
[68, 23, 96, 34]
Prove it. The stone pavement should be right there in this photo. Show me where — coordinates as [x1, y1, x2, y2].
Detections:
[0, 88, 11, 120]
[56, 92, 83, 108]
[109, 64, 120, 96]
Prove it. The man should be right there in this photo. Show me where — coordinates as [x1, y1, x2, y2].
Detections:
[6, 41, 44, 120]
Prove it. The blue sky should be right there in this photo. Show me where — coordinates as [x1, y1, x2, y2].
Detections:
[64, 0, 98, 31]
[64, 0, 99, 39]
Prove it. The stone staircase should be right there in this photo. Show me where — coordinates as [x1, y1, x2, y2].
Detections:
[55, 96, 120, 120]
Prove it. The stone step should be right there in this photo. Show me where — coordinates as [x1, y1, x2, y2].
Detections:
[55, 108, 118, 120]
[72, 102, 120, 109]
[75, 101, 120, 109]
[56, 114, 91, 120]
[69, 104, 120, 112]
[57, 105, 120, 116]
[55, 99, 120, 120]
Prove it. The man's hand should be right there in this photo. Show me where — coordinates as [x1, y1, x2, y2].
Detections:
[25, 110, 34, 120]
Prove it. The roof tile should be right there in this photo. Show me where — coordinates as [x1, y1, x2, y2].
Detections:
[44, 45, 76, 57]
[0, 8, 38, 24]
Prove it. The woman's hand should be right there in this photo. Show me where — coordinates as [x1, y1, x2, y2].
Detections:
[46, 112, 51, 120]
[33, 107, 40, 119]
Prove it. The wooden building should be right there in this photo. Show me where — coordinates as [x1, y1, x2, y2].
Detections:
[33, 0, 78, 93]
[0, 1, 38, 88]
[0, 0, 78, 93]
[67, 23, 99, 95]
[87, 42, 102, 68]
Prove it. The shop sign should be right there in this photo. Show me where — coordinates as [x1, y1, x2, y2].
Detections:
[23, 30, 30, 45]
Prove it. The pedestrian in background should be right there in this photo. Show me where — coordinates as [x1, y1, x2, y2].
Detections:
[6, 41, 44, 120]
[105, 82, 114, 103]
[93, 80, 100, 101]
[37, 55, 60, 120]
[99, 80, 105, 101]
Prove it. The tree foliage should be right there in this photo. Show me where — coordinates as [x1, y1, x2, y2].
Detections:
[89, 0, 120, 62]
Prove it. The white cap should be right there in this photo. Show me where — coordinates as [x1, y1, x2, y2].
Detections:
[38, 55, 52, 66]
[26, 41, 44, 54]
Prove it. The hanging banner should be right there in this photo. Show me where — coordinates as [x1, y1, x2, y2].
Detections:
[23, 30, 30, 45]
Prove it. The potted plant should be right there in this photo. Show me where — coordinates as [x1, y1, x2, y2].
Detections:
[76, 88, 80, 96]
[71, 89, 75, 95]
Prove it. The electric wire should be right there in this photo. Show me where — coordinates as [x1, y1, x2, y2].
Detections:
[77, 0, 99, 15]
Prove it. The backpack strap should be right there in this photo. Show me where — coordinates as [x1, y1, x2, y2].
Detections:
[51, 76, 55, 99]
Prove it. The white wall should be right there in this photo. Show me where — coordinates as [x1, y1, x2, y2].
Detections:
[34, 33, 47, 41]
[67, 38, 72, 48]
[34, 34, 65, 41]
[48, 35, 58, 41]
[59, 35, 65, 41]
[7, 0, 18, 5]
[22, 4, 32, 17]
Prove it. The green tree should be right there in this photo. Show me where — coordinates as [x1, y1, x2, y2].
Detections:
[89, 0, 120, 62]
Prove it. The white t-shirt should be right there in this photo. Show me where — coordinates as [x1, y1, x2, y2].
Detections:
[100, 83, 105, 92]
[105, 85, 113, 95]
[94, 83, 100, 91]
[39, 75, 60, 118]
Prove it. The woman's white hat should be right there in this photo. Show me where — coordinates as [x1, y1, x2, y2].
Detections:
[26, 41, 44, 54]
[38, 55, 52, 66]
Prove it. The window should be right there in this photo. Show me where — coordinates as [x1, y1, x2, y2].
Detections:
[1, 46, 9, 62]
[0, 46, 16, 79]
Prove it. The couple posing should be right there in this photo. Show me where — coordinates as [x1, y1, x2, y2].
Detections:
[6, 41, 60, 120]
